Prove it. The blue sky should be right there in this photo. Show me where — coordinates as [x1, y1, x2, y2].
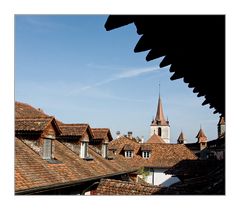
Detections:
[15, 15, 220, 143]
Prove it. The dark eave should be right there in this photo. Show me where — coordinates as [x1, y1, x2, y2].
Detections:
[105, 15, 225, 116]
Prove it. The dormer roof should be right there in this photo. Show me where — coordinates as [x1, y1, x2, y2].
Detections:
[59, 123, 93, 138]
[123, 144, 134, 151]
[92, 128, 113, 142]
[15, 117, 61, 135]
[146, 133, 165, 144]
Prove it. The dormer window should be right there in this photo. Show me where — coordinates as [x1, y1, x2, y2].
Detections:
[123, 144, 134, 158]
[140, 144, 152, 159]
[125, 150, 133, 158]
[142, 151, 151, 159]
[102, 142, 108, 159]
[43, 138, 52, 160]
[80, 140, 88, 158]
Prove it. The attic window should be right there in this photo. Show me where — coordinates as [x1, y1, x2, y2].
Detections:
[142, 151, 151, 159]
[125, 150, 133, 158]
[80, 141, 88, 158]
[43, 138, 52, 160]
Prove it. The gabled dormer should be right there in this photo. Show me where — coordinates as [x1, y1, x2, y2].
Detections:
[91, 128, 113, 159]
[15, 117, 61, 160]
[58, 123, 93, 160]
[140, 144, 152, 159]
[123, 144, 134, 158]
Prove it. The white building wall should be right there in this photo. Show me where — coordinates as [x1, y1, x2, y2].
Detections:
[145, 168, 180, 187]
[150, 125, 170, 143]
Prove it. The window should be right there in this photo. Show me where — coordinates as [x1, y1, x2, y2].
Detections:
[80, 141, 88, 158]
[102, 143, 108, 159]
[142, 151, 150, 159]
[43, 139, 52, 159]
[125, 150, 133, 158]
[158, 127, 161, 136]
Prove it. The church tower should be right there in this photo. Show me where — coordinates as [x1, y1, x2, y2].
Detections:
[217, 115, 225, 138]
[150, 95, 170, 143]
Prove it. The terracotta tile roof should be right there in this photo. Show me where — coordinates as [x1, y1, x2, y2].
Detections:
[123, 144, 134, 151]
[146, 133, 165, 144]
[15, 137, 136, 194]
[15, 117, 53, 132]
[140, 144, 152, 151]
[95, 179, 161, 195]
[109, 136, 197, 168]
[15, 101, 50, 119]
[59, 124, 92, 137]
[92, 128, 113, 141]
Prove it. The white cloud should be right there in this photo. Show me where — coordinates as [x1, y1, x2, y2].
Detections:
[80, 66, 159, 91]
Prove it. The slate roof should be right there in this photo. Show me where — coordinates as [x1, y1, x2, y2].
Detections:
[146, 133, 165, 144]
[95, 179, 161, 195]
[105, 15, 225, 115]
[109, 136, 197, 168]
[15, 137, 136, 194]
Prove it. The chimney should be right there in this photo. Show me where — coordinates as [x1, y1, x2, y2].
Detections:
[116, 131, 121, 139]
[127, 131, 133, 139]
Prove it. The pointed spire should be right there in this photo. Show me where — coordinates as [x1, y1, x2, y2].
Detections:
[177, 131, 185, 144]
[154, 96, 169, 126]
[196, 127, 207, 143]
[218, 115, 225, 125]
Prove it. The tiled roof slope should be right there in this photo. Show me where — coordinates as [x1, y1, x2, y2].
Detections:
[92, 128, 113, 141]
[109, 136, 197, 168]
[146, 133, 165, 144]
[15, 118, 54, 132]
[59, 124, 92, 137]
[15, 102, 49, 119]
[15, 137, 136, 194]
[95, 179, 161, 195]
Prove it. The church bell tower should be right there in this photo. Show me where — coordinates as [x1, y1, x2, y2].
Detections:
[150, 93, 170, 143]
